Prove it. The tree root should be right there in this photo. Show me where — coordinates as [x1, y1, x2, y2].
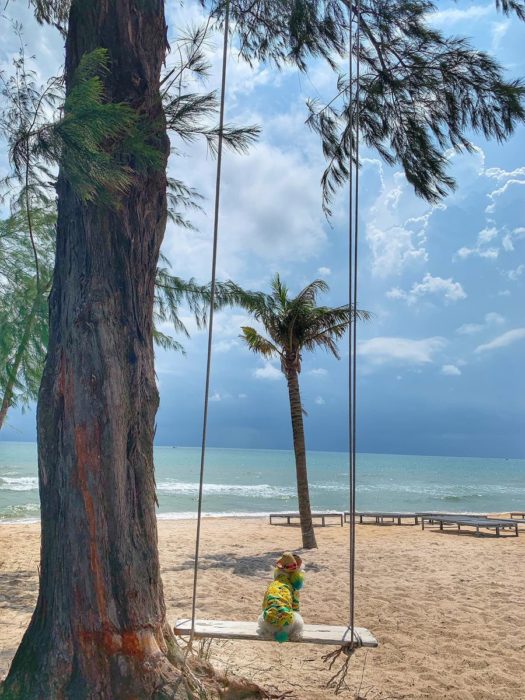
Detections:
[165, 631, 289, 700]
[322, 644, 357, 695]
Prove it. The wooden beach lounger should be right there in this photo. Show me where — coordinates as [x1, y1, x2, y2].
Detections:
[420, 514, 519, 537]
[510, 511, 525, 519]
[417, 512, 487, 523]
[174, 618, 378, 648]
[269, 512, 344, 526]
[345, 511, 419, 525]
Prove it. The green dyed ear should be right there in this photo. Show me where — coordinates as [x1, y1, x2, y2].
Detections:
[274, 629, 289, 643]
[289, 570, 304, 590]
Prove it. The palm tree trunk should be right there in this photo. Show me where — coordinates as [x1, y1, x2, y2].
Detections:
[286, 368, 317, 549]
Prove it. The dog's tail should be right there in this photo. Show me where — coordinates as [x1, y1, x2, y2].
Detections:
[274, 629, 289, 643]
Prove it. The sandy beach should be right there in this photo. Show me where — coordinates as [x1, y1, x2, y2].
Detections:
[1, 516, 524, 699]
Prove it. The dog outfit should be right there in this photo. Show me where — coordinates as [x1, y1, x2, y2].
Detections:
[258, 552, 304, 643]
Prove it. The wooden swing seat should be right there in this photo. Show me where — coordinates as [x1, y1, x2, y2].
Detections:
[174, 618, 378, 647]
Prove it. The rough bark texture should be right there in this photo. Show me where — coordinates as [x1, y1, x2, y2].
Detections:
[0, 2, 188, 698]
[286, 367, 317, 550]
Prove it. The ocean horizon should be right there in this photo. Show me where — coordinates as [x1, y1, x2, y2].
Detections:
[1, 441, 524, 524]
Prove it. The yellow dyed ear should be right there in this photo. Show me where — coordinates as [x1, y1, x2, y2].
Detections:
[289, 570, 304, 590]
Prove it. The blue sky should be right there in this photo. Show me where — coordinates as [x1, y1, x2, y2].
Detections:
[1, 2, 524, 457]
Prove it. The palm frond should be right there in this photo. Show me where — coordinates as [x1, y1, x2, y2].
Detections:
[234, 275, 371, 369]
[240, 327, 281, 360]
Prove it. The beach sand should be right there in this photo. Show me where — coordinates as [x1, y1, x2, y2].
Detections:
[1, 516, 524, 698]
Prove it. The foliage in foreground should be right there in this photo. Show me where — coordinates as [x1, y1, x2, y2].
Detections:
[0, 24, 259, 429]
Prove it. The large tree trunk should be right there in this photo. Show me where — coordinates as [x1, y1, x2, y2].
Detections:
[286, 368, 317, 550]
[0, 2, 188, 698]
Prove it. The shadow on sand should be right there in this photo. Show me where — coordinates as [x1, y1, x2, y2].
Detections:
[163, 550, 322, 577]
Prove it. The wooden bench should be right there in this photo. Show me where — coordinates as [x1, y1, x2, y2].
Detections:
[421, 515, 519, 537]
[417, 513, 487, 527]
[345, 511, 419, 525]
[174, 618, 378, 647]
[510, 511, 525, 519]
[269, 512, 344, 527]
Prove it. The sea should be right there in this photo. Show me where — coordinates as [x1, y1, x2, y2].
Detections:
[0, 441, 524, 523]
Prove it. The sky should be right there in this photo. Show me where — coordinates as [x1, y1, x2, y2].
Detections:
[0, 1, 524, 458]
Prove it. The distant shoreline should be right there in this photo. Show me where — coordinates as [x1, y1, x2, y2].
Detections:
[0, 509, 514, 526]
[1, 439, 524, 460]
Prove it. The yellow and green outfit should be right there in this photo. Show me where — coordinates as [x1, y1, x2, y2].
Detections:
[262, 570, 303, 628]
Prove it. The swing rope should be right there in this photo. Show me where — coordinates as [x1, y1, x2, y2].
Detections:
[189, 0, 231, 648]
[187, 0, 364, 651]
[348, 0, 362, 650]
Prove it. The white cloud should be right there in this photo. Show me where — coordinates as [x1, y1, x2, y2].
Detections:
[164, 139, 327, 280]
[318, 267, 331, 276]
[502, 227, 525, 252]
[387, 273, 466, 305]
[314, 396, 326, 405]
[365, 170, 437, 277]
[456, 312, 505, 335]
[491, 19, 511, 51]
[441, 364, 462, 376]
[358, 336, 446, 365]
[309, 368, 328, 376]
[507, 264, 525, 281]
[254, 362, 282, 381]
[485, 166, 525, 181]
[238, 393, 247, 399]
[485, 312, 505, 325]
[453, 162, 525, 261]
[430, 5, 493, 26]
[475, 328, 525, 354]
[210, 392, 222, 402]
[213, 339, 239, 353]
[456, 245, 499, 260]
[457, 322, 484, 335]
[478, 226, 498, 243]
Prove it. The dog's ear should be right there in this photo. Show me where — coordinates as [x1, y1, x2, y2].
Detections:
[289, 570, 304, 590]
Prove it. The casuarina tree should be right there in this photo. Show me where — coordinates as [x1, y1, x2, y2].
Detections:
[1, 1, 525, 698]
[236, 275, 370, 549]
[0, 27, 257, 433]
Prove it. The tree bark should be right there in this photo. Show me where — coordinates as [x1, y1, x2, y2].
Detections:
[286, 368, 317, 550]
[0, 2, 188, 698]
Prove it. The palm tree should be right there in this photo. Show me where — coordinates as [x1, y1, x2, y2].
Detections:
[234, 274, 370, 549]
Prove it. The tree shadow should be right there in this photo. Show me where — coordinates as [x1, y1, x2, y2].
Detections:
[0, 571, 38, 614]
[163, 551, 322, 577]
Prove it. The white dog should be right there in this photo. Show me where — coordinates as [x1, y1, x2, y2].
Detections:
[257, 552, 304, 643]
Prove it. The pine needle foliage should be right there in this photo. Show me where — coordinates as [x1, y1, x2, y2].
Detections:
[55, 49, 140, 200]
[0, 206, 55, 426]
[204, 0, 525, 212]
[1, 38, 148, 204]
[305, 0, 525, 212]
[25, 2, 524, 211]
[153, 252, 242, 354]
[163, 24, 260, 156]
[0, 37, 255, 427]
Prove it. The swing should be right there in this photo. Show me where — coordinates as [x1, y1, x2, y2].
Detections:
[173, 0, 377, 651]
